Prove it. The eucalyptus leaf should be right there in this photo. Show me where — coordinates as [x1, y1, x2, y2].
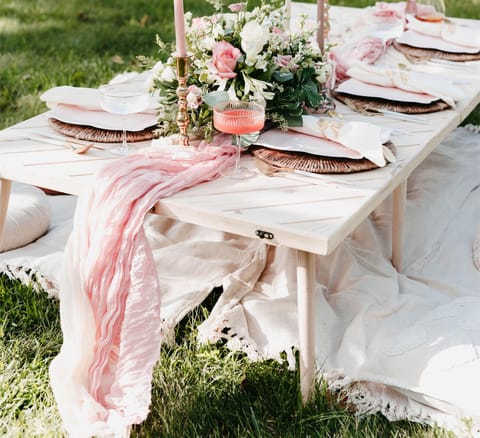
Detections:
[203, 91, 229, 108]
[273, 71, 294, 82]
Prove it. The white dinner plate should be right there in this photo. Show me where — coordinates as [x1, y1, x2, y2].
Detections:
[255, 129, 363, 159]
[50, 104, 158, 132]
[336, 78, 439, 104]
[397, 30, 480, 54]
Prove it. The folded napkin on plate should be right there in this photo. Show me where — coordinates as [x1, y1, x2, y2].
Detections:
[291, 115, 392, 167]
[257, 115, 392, 167]
[40, 80, 158, 132]
[345, 60, 464, 107]
[256, 129, 363, 160]
[405, 15, 480, 51]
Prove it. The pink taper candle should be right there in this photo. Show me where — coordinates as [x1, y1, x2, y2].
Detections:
[173, 0, 187, 56]
[317, 0, 324, 52]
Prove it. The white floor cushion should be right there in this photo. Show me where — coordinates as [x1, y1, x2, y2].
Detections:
[0, 183, 51, 253]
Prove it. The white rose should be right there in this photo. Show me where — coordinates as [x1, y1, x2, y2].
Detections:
[221, 13, 237, 31]
[159, 66, 176, 83]
[151, 61, 165, 76]
[186, 85, 202, 109]
[200, 36, 216, 51]
[240, 21, 269, 64]
[315, 63, 334, 84]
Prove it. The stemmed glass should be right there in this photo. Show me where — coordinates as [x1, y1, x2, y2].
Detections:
[99, 83, 151, 155]
[213, 101, 265, 179]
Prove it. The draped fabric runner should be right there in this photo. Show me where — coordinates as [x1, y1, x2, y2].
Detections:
[49, 143, 234, 437]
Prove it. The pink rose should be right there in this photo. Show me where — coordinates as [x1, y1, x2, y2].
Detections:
[228, 3, 246, 12]
[274, 54, 293, 69]
[272, 26, 289, 42]
[211, 41, 240, 79]
[186, 85, 203, 109]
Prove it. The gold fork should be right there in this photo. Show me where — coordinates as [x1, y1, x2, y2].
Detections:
[25, 133, 94, 154]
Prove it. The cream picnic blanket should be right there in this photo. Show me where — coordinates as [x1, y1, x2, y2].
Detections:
[1, 125, 480, 436]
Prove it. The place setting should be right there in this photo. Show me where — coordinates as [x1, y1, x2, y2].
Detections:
[330, 0, 475, 119]
[39, 77, 159, 154]
[251, 115, 396, 177]
[395, 0, 480, 62]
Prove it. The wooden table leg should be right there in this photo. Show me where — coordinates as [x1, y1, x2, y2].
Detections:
[296, 249, 316, 403]
[0, 179, 12, 250]
[392, 180, 407, 272]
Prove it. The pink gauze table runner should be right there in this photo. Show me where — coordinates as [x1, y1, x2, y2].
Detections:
[49, 142, 234, 437]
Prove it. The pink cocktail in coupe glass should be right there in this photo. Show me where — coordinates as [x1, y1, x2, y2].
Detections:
[213, 101, 265, 178]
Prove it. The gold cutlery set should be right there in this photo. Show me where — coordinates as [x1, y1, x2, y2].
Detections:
[21, 131, 104, 154]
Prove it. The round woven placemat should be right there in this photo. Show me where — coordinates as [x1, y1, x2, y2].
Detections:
[250, 142, 395, 174]
[393, 41, 480, 62]
[332, 91, 449, 114]
[48, 118, 157, 143]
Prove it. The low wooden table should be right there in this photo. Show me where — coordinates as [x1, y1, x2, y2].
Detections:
[1, 5, 479, 402]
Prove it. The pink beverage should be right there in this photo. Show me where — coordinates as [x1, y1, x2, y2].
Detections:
[213, 101, 265, 178]
[214, 108, 265, 135]
[415, 13, 444, 22]
[414, 1, 445, 22]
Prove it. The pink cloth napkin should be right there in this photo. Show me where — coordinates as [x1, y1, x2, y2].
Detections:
[49, 142, 234, 437]
[329, 37, 385, 81]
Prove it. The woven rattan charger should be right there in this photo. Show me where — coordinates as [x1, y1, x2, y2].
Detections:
[332, 91, 450, 115]
[393, 41, 480, 63]
[48, 118, 157, 143]
[250, 141, 395, 174]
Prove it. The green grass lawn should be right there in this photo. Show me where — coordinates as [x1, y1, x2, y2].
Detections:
[0, 1, 478, 436]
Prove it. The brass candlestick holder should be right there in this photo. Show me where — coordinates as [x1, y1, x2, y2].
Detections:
[175, 55, 191, 146]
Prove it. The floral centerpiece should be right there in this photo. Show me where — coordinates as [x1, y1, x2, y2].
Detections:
[144, 0, 333, 141]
